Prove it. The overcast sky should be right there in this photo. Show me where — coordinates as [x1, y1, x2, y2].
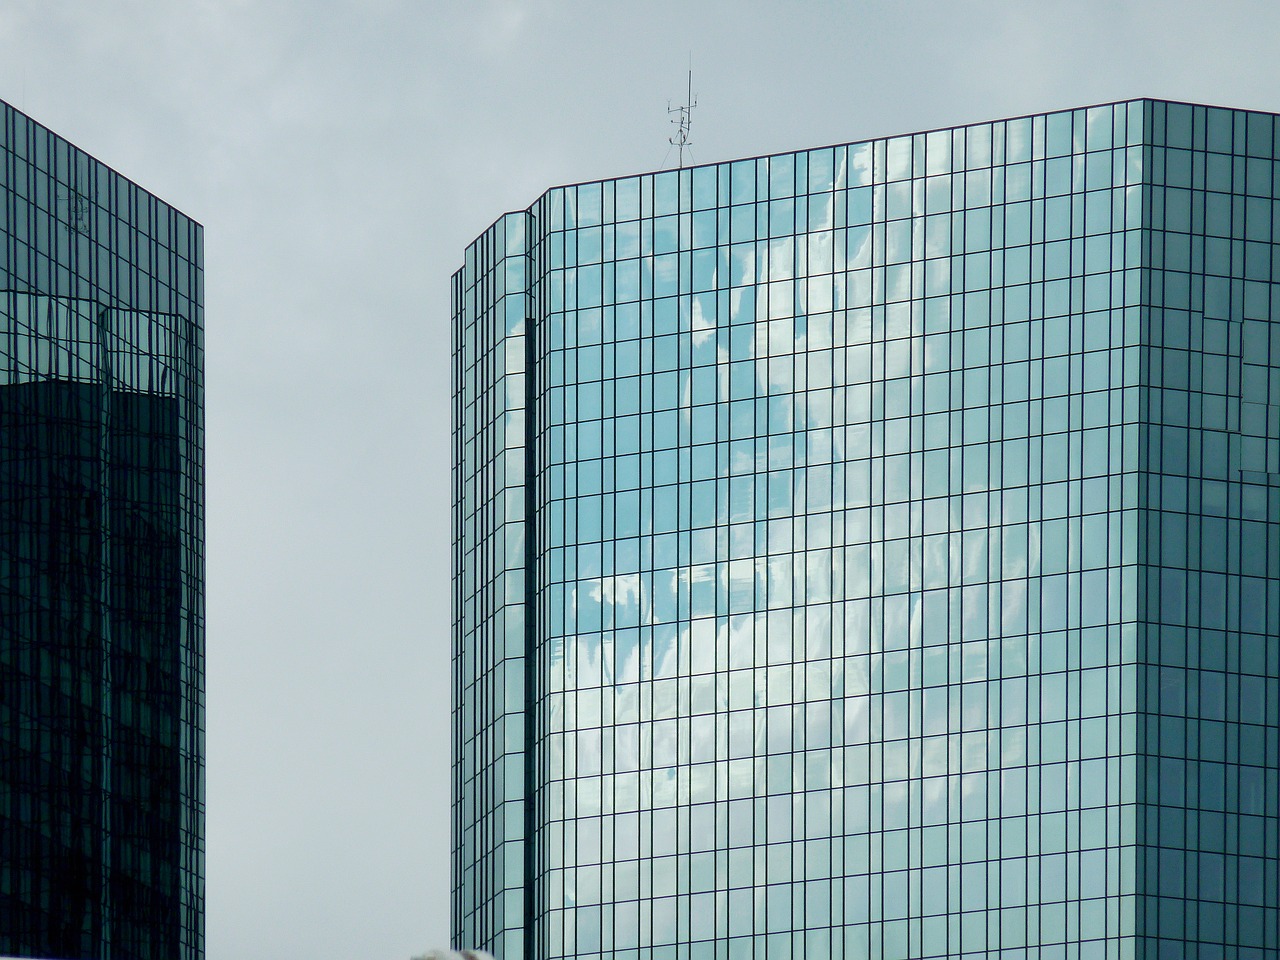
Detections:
[1, 1, 1278, 958]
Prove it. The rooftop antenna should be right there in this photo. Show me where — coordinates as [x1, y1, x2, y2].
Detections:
[667, 67, 697, 168]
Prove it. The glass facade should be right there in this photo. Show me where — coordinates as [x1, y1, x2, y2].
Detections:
[452, 99, 1280, 960]
[0, 101, 204, 959]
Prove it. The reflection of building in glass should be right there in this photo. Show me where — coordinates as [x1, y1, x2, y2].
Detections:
[0, 102, 204, 960]
[453, 99, 1280, 960]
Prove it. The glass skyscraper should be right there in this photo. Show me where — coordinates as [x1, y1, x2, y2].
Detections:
[0, 101, 204, 958]
[452, 99, 1279, 960]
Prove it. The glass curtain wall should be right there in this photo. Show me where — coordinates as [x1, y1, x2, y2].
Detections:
[1135, 100, 1280, 958]
[453, 99, 1280, 960]
[454, 212, 536, 960]
[0, 100, 204, 960]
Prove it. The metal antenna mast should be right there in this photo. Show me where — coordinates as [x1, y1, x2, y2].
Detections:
[667, 69, 697, 168]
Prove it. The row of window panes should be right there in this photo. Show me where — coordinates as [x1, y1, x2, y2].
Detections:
[545, 286, 1142, 347]
[538, 498, 1139, 557]
[547, 194, 1144, 273]
[540, 106, 1147, 228]
[538, 434, 1118, 491]
[538, 452, 1134, 512]
[545, 211, 1141, 283]
[541, 576, 1274, 636]
[534, 103, 1280, 231]
[537, 165, 1280, 253]
[540, 295, 1139, 349]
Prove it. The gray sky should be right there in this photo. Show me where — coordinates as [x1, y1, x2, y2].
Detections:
[1, 1, 1277, 957]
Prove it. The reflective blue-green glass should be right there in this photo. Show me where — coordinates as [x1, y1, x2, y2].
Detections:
[0, 100, 205, 959]
[454, 100, 1280, 960]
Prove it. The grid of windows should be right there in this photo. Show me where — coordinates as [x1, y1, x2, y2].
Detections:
[454, 212, 536, 960]
[1136, 101, 1280, 957]
[0, 100, 204, 960]
[453, 99, 1280, 960]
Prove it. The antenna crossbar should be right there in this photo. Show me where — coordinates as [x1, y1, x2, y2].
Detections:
[667, 69, 697, 168]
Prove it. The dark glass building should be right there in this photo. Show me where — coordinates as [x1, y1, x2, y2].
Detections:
[0, 101, 204, 959]
[453, 99, 1280, 960]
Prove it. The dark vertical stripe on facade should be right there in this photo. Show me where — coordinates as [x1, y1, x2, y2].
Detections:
[521, 212, 539, 960]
